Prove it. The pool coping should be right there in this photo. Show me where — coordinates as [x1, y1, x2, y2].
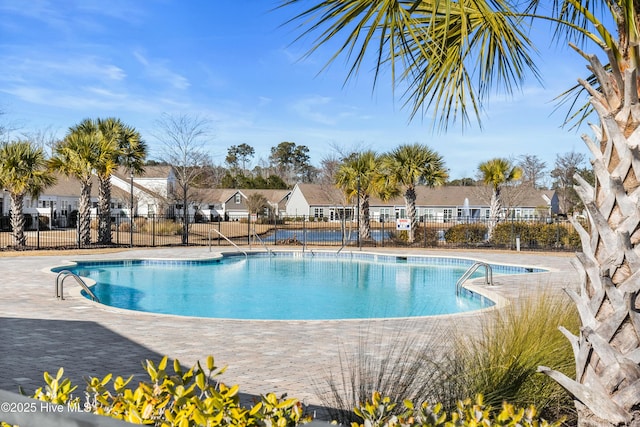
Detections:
[50, 249, 547, 322]
[3, 246, 579, 412]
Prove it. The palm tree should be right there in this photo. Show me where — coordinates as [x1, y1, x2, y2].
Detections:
[381, 144, 447, 243]
[478, 158, 523, 240]
[66, 118, 146, 246]
[49, 124, 103, 246]
[96, 118, 146, 245]
[72, 118, 120, 245]
[335, 151, 385, 241]
[283, 1, 640, 424]
[0, 140, 55, 248]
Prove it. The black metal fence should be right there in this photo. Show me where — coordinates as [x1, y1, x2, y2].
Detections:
[0, 213, 582, 252]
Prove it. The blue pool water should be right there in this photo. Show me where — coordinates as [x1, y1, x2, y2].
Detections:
[55, 253, 542, 320]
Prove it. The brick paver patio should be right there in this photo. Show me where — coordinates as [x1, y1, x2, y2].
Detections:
[0, 247, 579, 417]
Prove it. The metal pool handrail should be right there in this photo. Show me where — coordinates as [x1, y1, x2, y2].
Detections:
[208, 228, 248, 258]
[251, 229, 272, 256]
[455, 262, 493, 295]
[55, 270, 100, 302]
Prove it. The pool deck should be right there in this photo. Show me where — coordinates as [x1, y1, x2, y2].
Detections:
[0, 246, 580, 415]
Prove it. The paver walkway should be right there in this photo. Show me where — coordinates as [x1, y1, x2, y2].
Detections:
[0, 247, 579, 417]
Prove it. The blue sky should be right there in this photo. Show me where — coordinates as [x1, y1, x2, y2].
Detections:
[0, 0, 594, 180]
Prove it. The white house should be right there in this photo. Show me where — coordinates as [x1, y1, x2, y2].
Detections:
[285, 183, 559, 222]
[197, 188, 291, 221]
[111, 166, 174, 217]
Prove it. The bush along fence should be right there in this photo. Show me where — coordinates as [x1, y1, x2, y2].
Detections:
[0, 213, 583, 252]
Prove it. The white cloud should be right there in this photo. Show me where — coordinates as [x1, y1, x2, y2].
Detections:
[0, 55, 126, 84]
[133, 51, 190, 90]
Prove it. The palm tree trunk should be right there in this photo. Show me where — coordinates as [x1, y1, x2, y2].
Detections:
[9, 193, 26, 248]
[79, 180, 92, 247]
[405, 186, 417, 243]
[539, 67, 640, 425]
[97, 175, 112, 245]
[486, 188, 502, 241]
[359, 194, 371, 240]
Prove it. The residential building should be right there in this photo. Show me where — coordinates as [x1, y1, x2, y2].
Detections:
[286, 183, 559, 222]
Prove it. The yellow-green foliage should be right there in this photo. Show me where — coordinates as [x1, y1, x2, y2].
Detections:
[490, 221, 580, 250]
[139, 219, 184, 235]
[428, 294, 578, 423]
[390, 227, 438, 246]
[29, 356, 309, 427]
[444, 224, 487, 244]
[352, 392, 563, 427]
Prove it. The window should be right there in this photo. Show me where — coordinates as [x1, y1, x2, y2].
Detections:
[314, 208, 324, 218]
[380, 208, 391, 222]
[234, 194, 241, 204]
[443, 208, 453, 222]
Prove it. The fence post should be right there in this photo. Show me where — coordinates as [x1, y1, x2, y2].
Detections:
[273, 214, 277, 246]
[77, 215, 81, 249]
[247, 213, 251, 246]
[423, 215, 427, 248]
[36, 213, 40, 249]
[152, 214, 156, 247]
[217, 217, 221, 246]
[303, 216, 307, 250]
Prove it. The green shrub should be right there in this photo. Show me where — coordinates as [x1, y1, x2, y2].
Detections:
[444, 223, 487, 243]
[28, 356, 310, 427]
[318, 295, 577, 425]
[562, 227, 581, 249]
[314, 331, 443, 425]
[427, 294, 578, 424]
[138, 219, 183, 236]
[387, 227, 439, 246]
[490, 221, 581, 250]
[352, 392, 563, 427]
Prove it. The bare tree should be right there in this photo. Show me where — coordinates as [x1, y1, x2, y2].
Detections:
[551, 151, 586, 215]
[517, 154, 547, 189]
[154, 113, 213, 244]
[318, 154, 341, 187]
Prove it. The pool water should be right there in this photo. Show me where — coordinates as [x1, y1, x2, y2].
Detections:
[59, 253, 539, 320]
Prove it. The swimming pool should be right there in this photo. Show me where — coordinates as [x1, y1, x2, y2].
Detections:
[54, 252, 543, 320]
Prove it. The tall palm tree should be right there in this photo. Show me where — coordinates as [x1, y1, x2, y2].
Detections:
[49, 124, 103, 246]
[68, 118, 146, 246]
[0, 140, 55, 248]
[72, 118, 120, 245]
[335, 151, 385, 241]
[282, 1, 640, 424]
[96, 118, 146, 245]
[478, 158, 523, 240]
[381, 144, 447, 243]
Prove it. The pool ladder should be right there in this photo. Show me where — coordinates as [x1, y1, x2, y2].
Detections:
[208, 229, 248, 258]
[251, 229, 273, 256]
[455, 262, 493, 295]
[55, 270, 100, 302]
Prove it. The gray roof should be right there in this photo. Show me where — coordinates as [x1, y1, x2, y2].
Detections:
[297, 183, 553, 208]
[197, 188, 291, 205]
[42, 173, 100, 197]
